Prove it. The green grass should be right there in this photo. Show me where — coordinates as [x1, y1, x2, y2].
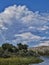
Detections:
[0, 56, 43, 65]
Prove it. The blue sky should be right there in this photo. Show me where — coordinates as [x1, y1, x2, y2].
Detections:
[0, 0, 49, 47]
[0, 0, 49, 12]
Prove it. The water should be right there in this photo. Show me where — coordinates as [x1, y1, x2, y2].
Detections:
[30, 56, 49, 65]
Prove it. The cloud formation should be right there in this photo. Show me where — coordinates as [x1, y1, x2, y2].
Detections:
[35, 41, 49, 47]
[14, 32, 41, 45]
[0, 5, 49, 29]
[0, 5, 49, 46]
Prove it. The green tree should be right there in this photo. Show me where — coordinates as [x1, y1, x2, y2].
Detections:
[17, 43, 28, 50]
[2, 43, 14, 52]
[17, 43, 23, 50]
[23, 44, 28, 50]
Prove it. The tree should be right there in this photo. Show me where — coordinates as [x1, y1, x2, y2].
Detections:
[0, 47, 4, 57]
[17, 43, 23, 50]
[23, 44, 28, 50]
[17, 43, 28, 55]
[17, 43, 28, 50]
[2, 43, 14, 52]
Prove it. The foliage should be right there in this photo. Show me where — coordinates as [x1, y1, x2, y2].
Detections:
[0, 43, 43, 65]
[0, 43, 29, 58]
[17, 43, 28, 50]
[0, 43, 41, 58]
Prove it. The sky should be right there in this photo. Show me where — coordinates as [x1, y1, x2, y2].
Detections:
[0, 0, 49, 47]
[0, 0, 49, 12]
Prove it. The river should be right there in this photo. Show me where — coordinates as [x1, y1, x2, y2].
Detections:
[30, 56, 49, 65]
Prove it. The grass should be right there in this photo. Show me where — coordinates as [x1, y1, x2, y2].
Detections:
[0, 56, 43, 65]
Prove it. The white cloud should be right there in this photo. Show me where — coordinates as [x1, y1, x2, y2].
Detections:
[37, 41, 49, 46]
[14, 32, 49, 46]
[0, 5, 49, 29]
[14, 32, 42, 45]
[0, 5, 49, 46]
[15, 32, 41, 40]
[28, 25, 49, 31]
[28, 26, 35, 29]
[37, 26, 49, 31]
[1, 26, 8, 30]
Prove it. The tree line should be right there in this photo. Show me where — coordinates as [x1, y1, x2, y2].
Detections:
[0, 43, 37, 58]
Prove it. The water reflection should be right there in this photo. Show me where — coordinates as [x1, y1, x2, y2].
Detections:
[31, 56, 49, 65]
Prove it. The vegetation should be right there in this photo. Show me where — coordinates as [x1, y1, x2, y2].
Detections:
[0, 43, 43, 65]
[0, 43, 37, 58]
[38, 50, 49, 56]
[0, 56, 43, 65]
[31, 46, 49, 56]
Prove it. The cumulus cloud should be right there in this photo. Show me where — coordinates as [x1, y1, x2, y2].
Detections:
[36, 41, 49, 47]
[0, 5, 49, 28]
[0, 5, 49, 46]
[36, 26, 49, 31]
[15, 32, 41, 40]
[12, 32, 41, 45]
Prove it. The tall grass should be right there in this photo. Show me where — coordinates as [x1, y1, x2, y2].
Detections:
[0, 56, 43, 65]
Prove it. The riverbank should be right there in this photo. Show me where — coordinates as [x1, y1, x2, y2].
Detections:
[33, 56, 49, 65]
[0, 56, 43, 65]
